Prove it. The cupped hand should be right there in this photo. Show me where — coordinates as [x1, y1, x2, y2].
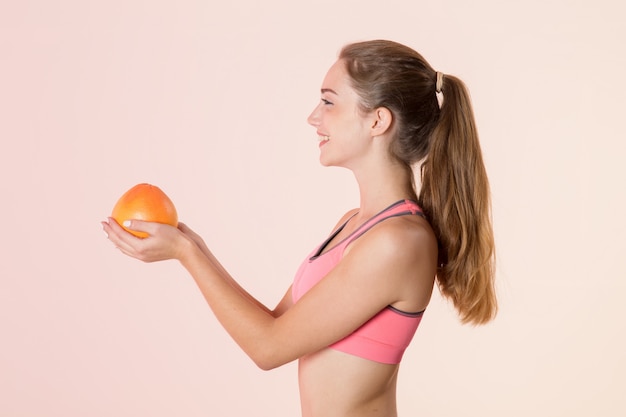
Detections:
[102, 217, 193, 263]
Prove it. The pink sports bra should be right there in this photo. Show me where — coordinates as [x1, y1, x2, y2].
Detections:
[291, 200, 426, 364]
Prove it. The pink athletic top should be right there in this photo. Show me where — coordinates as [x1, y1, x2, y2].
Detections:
[292, 200, 426, 364]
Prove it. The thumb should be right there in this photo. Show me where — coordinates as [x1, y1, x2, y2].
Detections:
[122, 219, 158, 237]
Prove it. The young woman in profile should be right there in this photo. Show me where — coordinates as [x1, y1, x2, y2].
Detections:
[103, 39, 497, 417]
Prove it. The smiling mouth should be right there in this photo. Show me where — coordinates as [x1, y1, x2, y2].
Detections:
[318, 135, 330, 142]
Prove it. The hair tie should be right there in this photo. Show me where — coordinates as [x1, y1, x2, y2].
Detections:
[435, 71, 444, 93]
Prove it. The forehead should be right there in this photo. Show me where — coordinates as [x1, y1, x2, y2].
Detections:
[321, 59, 351, 92]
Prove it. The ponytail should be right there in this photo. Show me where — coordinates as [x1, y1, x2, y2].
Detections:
[419, 74, 497, 325]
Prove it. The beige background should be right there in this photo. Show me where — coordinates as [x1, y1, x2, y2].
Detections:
[1, 0, 624, 416]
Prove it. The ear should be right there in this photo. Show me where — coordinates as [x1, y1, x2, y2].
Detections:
[370, 107, 393, 137]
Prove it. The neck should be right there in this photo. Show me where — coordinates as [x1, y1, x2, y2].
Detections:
[351, 159, 416, 218]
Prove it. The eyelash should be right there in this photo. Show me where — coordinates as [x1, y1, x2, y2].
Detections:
[321, 98, 333, 105]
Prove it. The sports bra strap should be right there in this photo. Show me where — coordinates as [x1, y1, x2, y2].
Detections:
[344, 199, 424, 248]
[310, 200, 423, 260]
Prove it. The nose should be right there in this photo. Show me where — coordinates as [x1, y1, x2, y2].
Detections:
[307, 103, 321, 127]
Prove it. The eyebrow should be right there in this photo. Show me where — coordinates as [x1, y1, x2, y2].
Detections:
[321, 88, 338, 95]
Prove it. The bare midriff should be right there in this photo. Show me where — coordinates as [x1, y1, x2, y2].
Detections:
[298, 347, 400, 417]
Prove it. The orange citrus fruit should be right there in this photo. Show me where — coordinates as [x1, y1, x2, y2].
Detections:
[111, 183, 178, 238]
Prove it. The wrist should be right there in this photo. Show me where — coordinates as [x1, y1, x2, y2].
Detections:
[176, 234, 202, 266]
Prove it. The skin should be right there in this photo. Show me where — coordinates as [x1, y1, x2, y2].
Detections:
[102, 59, 438, 417]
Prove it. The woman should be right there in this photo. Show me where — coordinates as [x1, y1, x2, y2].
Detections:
[103, 39, 497, 417]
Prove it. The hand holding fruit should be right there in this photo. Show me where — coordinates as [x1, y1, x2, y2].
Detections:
[102, 183, 193, 263]
[111, 183, 178, 238]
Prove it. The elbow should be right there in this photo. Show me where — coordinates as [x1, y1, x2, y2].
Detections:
[254, 359, 280, 371]
[249, 343, 291, 371]
[251, 352, 285, 371]
[244, 320, 295, 371]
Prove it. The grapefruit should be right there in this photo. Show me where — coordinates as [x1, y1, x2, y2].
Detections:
[111, 183, 178, 238]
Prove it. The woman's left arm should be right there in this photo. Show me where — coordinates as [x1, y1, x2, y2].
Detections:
[102, 217, 288, 369]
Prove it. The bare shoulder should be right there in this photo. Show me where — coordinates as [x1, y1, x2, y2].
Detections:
[350, 214, 437, 261]
[344, 215, 438, 310]
[388, 215, 436, 254]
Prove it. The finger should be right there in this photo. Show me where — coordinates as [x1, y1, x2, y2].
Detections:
[103, 218, 142, 251]
[101, 221, 110, 239]
[103, 220, 155, 262]
[120, 219, 152, 235]
[102, 218, 120, 239]
[104, 217, 138, 241]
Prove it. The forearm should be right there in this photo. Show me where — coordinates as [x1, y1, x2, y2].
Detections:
[193, 241, 275, 316]
[179, 241, 282, 369]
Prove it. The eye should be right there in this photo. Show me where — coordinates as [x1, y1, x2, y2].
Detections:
[321, 98, 333, 105]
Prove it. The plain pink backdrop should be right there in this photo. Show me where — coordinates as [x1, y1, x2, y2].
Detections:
[1, 1, 624, 416]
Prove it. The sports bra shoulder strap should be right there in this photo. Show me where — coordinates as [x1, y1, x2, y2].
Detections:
[344, 199, 423, 247]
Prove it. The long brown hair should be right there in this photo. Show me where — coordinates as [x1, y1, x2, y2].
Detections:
[340, 40, 497, 325]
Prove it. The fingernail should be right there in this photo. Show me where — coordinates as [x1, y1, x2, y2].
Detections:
[123, 220, 131, 227]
